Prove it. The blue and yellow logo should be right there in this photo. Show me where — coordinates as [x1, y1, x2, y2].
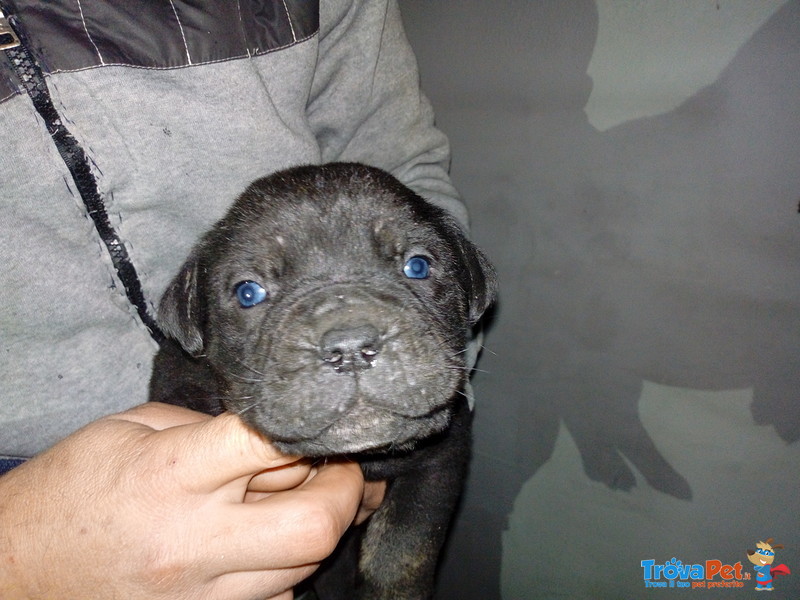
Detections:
[641, 538, 791, 591]
[641, 557, 748, 589]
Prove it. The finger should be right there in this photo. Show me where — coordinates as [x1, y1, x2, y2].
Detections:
[207, 461, 364, 573]
[355, 479, 387, 525]
[208, 565, 318, 600]
[148, 413, 303, 494]
[246, 458, 315, 494]
[108, 402, 211, 430]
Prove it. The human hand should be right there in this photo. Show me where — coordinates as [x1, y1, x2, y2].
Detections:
[0, 402, 370, 600]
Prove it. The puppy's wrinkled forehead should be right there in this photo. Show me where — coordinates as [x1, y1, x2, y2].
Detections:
[214, 166, 445, 276]
[271, 192, 414, 257]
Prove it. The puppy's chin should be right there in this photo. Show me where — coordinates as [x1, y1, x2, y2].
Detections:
[244, 403, 453, 457]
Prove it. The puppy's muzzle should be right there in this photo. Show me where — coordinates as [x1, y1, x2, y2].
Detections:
[320, 323, 382, 372]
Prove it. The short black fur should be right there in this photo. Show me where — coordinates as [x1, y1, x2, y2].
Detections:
[149, 163, 497, 599]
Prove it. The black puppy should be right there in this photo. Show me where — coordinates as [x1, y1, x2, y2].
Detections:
[149, 163, 496, 599]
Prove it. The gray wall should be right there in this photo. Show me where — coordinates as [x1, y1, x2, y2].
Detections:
[399, 1, 800, 598]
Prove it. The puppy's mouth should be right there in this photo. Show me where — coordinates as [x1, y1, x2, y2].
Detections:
[259, 401, 453, 456]
[230, 360, 457, 456]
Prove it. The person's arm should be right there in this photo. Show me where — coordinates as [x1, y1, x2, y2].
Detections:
[309, 0, 470, 230]
[0, 402, 367, 600]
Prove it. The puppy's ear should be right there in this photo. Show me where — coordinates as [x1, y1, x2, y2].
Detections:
[157, 253, 205, 356]
[460, 236, 498, 325]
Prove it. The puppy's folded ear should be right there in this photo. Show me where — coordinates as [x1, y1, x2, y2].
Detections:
[157, 252, 205, 356]
[459, 235, 498, 325]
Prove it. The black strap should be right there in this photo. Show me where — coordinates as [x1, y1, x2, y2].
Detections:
[3, 11, 164, 345]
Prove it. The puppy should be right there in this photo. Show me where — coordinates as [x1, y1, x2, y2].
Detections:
[149, 163, 497, 599]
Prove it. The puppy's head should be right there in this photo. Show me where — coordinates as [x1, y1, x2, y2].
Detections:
[158, 163, 496, 456]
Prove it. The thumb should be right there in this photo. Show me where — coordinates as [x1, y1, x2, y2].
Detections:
[147, 412, 303, 494]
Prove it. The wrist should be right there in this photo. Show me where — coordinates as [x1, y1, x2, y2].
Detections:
[0, 472, 41, 599]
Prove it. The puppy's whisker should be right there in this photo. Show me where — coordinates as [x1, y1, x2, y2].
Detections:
[233, 356, 268, 377]
[452, 388, 471, 400]
[446, 345, 471, 359]
[234, 400, 262, 417]
[225, 372, 267, 384]
[280, 343, 319, 353]
[479, 344, 497, 357]
[446, 365, 488, 374]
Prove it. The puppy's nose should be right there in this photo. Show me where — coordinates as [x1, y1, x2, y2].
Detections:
[319, 324, 382, 371]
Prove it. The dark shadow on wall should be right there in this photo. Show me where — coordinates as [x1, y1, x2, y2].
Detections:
[400, 1, 800, 598]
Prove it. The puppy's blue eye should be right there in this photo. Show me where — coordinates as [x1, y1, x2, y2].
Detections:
[235, 281, 268, 307]
[403, 256, 430, 279]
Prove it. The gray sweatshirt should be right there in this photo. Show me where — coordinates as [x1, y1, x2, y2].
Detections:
[0, 0, 468, 457]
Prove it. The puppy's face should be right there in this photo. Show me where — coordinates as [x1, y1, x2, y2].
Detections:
[159, 164, 496, 456]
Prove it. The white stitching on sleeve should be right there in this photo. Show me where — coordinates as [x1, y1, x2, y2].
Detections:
[280, 0, 297, 43]
[169, 0, 192, 65]
[234, 0, 252, 57]
[76, 0, 105, 65]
